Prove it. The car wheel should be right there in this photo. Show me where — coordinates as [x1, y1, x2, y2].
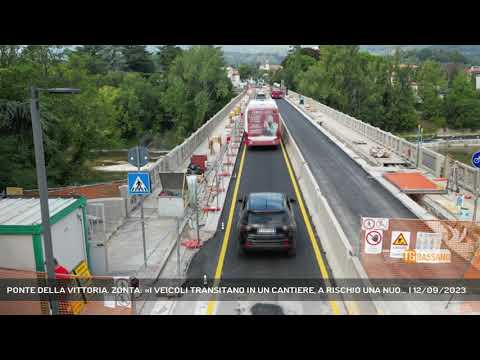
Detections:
[238, 242, 247, 256]
[287, 239, 296, 257]
[287, 246, 296, 257]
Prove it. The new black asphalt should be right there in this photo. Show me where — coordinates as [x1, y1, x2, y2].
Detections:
[187, 143, 331, 283]
[276, 99, 417, 247]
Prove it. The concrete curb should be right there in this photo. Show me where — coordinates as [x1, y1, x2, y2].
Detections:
[285, 97, 435, 222]
[280, 113, 387, 315]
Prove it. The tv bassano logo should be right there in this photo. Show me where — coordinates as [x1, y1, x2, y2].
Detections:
[404, 249, 452, 264]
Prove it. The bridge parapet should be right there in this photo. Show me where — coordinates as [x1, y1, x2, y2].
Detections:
[148, 90, 246, 190]
[288, 90, 478, 193]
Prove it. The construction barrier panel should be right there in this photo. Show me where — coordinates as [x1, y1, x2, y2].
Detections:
[360, 217, 480, 280]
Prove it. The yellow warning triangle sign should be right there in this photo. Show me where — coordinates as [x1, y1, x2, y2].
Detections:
[393, 233, 408, 246]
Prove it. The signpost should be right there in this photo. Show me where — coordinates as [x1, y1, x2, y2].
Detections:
[128, 146, 149, 168]
[471, 151, 480, 222]
[128, 146, 150, 269]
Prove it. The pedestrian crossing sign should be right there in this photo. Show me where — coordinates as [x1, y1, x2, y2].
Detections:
[128, 172, 151, 195]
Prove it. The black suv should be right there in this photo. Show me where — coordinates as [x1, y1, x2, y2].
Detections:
[237, 193, 297, 256]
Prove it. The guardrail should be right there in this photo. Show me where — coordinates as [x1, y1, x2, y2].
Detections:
[281, 116, 386, 315]
[149, 91, 246, 190]
[288, 91, 478, 193]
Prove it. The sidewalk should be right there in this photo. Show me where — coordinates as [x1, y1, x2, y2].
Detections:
[143, 107, 246, 315]
[100, 95, 248, 314]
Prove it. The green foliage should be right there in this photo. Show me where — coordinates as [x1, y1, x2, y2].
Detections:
[121, 45, 155, 73]
[282, 51, 316, 89]
[416, 60, 447, 122]
[162, 46, 233, 143]
[154, 46, 183, 73]
[237, 63, 257, 81]
[280, 46, 418, 132]
[400, 48, 469, 64]
[0, 45, 234, 191]
[444, 73, 480, 129]
[274, 45, 480, 135]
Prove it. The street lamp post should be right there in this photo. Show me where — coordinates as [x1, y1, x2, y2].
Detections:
[416, 125, 423, 168]
[30, 86, 80, 315]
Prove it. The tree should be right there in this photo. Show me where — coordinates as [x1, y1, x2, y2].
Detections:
[75, 45, 127, 73]
[237, 63, 256, 81]
[121, 45, 155, 73]
[162, 46, 233, 142]
[281, 50, 316, 89]
[20, 45, 64, 77]
[0, 44, 235, 190]
[155, 45, 183, 72]
[0, 45, 22, 67]
[444, 72, 480, 129]
[416, 60, 447, 127]
[292, 45, 418, 132]
[73, 45, 110, 74]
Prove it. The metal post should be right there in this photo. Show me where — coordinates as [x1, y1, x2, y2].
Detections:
[195, 177, 200, 243]
[30, 86, 59, 315]
[216, 171, 220, 211]
[473, 168, 480, 222]
[176, 218, 181, 278]
[415, 125, 421, 168]
[137, 146, 147, 269]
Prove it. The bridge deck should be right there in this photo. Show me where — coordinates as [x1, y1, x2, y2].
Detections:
[276, 99, 417, 247]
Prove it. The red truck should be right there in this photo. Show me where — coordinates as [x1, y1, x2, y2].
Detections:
[271, 88, 284, 99]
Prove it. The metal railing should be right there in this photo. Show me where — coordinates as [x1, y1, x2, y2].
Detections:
[288, 90, 478, 193]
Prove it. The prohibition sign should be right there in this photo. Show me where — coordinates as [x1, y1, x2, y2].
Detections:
[366, 230, 382, 246]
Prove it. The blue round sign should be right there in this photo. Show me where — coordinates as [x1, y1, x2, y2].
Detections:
[471, 151, 480, 169]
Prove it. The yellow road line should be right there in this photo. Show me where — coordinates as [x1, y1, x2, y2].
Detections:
[280, 140, 341, 315]
[207, 145, 247, 315]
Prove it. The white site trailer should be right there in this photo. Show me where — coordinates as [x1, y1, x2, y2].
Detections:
[0, 197, 89, 273]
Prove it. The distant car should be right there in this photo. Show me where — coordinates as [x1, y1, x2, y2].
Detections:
[255, 91, 267, 101]
[237, 192, 297, 256]
[271, 88, 284, 99]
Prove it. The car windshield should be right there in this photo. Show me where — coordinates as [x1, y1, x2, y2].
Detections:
[248, 211, 288, 225]
[248, 193, 284, 211]
[256, 94, 266, 100]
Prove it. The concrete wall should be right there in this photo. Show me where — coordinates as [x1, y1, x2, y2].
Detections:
[281, 117, 385, 315]
[149, 91, 246, 190]
[24, 180, 125, 199]
[289, 91, 478, 193]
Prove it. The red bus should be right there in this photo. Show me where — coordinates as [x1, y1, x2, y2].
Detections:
[244, 99, 282, 147]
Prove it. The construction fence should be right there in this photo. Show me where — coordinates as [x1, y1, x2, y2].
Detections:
[181, 105, 245, 247]
[0, 267, 136, 315]
[359, 217, 480, 280]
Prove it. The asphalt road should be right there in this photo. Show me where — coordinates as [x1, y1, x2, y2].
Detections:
[183, 141, 338, 314]
[276, 99, 417, 246]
